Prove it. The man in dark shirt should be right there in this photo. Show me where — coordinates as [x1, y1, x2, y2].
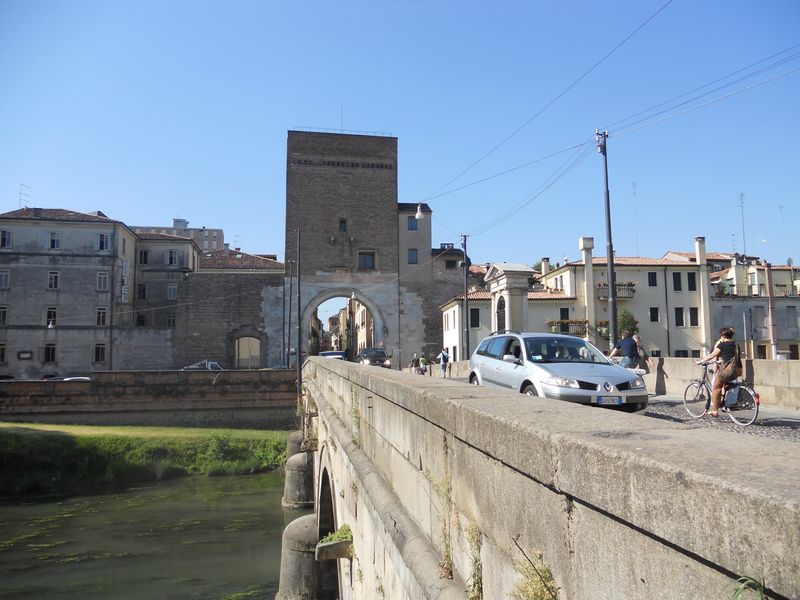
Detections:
[609, 329, 639, 368]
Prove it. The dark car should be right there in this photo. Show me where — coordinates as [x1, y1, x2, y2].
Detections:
[319, 351, 347, 360]
[356, 348, 391, 368]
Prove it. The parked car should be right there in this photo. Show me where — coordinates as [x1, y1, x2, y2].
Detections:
[468, 332, 648, 411]
[319, 351, 347, 360]
[181, 359, 224, 371]
[356, 348, 392, 368]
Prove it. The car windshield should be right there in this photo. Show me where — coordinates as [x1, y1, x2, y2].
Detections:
[524, 337, 609, 364]
[363, 349, 387, 358]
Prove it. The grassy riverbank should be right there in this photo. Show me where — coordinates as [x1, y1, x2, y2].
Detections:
[0, 422, 288, 495]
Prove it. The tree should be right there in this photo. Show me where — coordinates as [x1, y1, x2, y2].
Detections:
[617, 308, 639, 338]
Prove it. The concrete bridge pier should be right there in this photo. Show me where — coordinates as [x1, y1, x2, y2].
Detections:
[282, 431, 314, 509]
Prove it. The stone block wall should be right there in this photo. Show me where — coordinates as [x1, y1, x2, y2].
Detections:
[0, 369, 298, 429]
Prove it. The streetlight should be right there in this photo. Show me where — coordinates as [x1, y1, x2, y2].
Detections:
[596, 129, 618, 350]
[415, 203, 424, 220]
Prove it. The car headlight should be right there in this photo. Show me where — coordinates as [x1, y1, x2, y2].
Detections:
[541, 376, 579, 388]
[362, 359, 370, 365]
[383, 359, 391, 367]
[630, 376, 646, 389]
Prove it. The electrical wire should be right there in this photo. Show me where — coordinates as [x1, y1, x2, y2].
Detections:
[423, 0, 675, 200]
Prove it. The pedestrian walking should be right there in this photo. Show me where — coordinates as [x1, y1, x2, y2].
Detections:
[632, 334, 653, 372]
[609, 330, 639, 369]
[436, 348, 449, 377]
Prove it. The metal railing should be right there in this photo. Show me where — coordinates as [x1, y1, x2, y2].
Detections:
[596, 284, 636, 300]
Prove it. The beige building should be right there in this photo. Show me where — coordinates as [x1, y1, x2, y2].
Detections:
[131, 218, 225, 251]
[442, 236, 800, 360]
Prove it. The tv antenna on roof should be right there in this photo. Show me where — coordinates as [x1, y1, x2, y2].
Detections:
[18, 183, 30, 208]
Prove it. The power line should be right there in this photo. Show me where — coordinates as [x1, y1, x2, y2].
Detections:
[423, 0, 675, 200]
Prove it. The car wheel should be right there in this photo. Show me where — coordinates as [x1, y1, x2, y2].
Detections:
[522, 384, 538, 396]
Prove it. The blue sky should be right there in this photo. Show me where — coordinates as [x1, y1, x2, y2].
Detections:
[1, 0, 798, 268]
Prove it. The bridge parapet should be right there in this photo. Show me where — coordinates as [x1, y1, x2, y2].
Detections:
[298, 357, 799, 600]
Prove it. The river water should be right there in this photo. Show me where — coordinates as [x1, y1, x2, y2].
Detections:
[0, 472, 303, 599]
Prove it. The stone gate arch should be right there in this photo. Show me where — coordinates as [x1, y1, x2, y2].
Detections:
[300, 287, 388, 353]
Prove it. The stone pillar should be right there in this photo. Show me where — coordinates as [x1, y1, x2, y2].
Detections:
[695, 236, 713, 354]
[580, 237, 596, 343]
[282, 451, 314, 509]
[276, 514, 319, 600]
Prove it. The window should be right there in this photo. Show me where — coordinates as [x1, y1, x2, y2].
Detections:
[46, 307, 57, 326]
[98, 233, 110, 251]
[649, 307, 659, 322]
[48, 271, 60, 289]
[0, 230, 11, 248]
[139, 249, 149, 265]
[651, 349, 661, 358]
[44, 343, 57, 363]
[0, 306, 6, 326]
[689, 307, 699, 327]
[674, 350, 689, 358]
[167, 283, 177, 300]
[136, 313, 146, 326]
[687, 272, 697, 291]
[445, 260, 457, 269]
[96, 307, 107, 326]
[97, 271, 109, 291]
[470, 307, 480, 328]
[358, 251, 375, 271]
[672, 272, 682, 291]
[787, 306, 797, 328]
[122, 238, 126, 254]
[137, 284, 148, 300]
[647, 272, 657, 287]
[167, 313, 176, 328]
[757, 345, 767, 359]
[496, 296, 506, 332]
[93, 344, 106, 362]
[339, 219, 347, 233]
[0, 343, 5, 363]
[0, 270, 7, 289]
[408, 248, 418, 265]
[407, 216, 417, 231]
[49, 232, 61, 250]
[167, 250, 178, 265]
[674, 307, 685, 327]
[691, 350, 701, 358]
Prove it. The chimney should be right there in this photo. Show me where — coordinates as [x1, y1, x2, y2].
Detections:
[694, 236, 707, 266]
[223, 243, 230, 254]
[541, 257, 550, 275]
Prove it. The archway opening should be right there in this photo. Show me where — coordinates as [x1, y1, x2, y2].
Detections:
[234, 336, 260, 369]
[312, 295, 377, 361]
[496, 296, 506, 332]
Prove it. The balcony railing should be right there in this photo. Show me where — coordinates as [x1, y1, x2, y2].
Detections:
[713, 284, 798, 298]
[596, 283, 636, 300]
[545, 320, 588, 337]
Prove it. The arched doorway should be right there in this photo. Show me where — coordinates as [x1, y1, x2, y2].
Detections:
[496, 296, 506, 332]
[235, 336, 260, 369]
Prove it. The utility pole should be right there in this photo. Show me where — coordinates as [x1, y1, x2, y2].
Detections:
[296, 228, 302, 402]
[286, 260, 294, 367]
[740, 193, 747, 258]
[461, 234, 471, 361]
[596, 129, 617, 350]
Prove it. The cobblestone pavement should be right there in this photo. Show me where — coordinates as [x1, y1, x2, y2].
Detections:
[645, 396, 800, 443]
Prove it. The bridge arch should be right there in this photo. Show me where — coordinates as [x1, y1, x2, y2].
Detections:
[300, 287, 388, 353]
[316, 444, 340, 599]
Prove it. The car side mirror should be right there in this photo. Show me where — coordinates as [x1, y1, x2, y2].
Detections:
[502, 354, 521, 365]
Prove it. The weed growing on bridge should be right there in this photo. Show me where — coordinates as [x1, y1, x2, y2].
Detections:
[466, 524, 483, 600]
[731, 576, 766, 599]
[351, 397, 361, 446]
[433, 476, 454, 579]
[510, 535, 559, 600]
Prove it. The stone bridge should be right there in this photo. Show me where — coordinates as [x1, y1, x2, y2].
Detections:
[278, 357, 799, 600]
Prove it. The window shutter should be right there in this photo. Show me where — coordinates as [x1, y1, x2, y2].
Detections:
[164, 251, 169, 265]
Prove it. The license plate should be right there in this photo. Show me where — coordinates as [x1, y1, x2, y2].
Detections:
[597, 396, 622, 405]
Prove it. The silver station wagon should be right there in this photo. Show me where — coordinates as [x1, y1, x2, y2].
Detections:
[469, 332, 648, 411]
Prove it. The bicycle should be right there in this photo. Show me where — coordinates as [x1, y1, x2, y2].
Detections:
[682, 361, 760, 426]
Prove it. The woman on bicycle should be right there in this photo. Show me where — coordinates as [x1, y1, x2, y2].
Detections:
[697, 326, 742, 417]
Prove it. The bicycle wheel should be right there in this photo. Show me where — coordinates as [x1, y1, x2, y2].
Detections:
[683, 381, 710, 418]
[725, 384, 759, 426]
